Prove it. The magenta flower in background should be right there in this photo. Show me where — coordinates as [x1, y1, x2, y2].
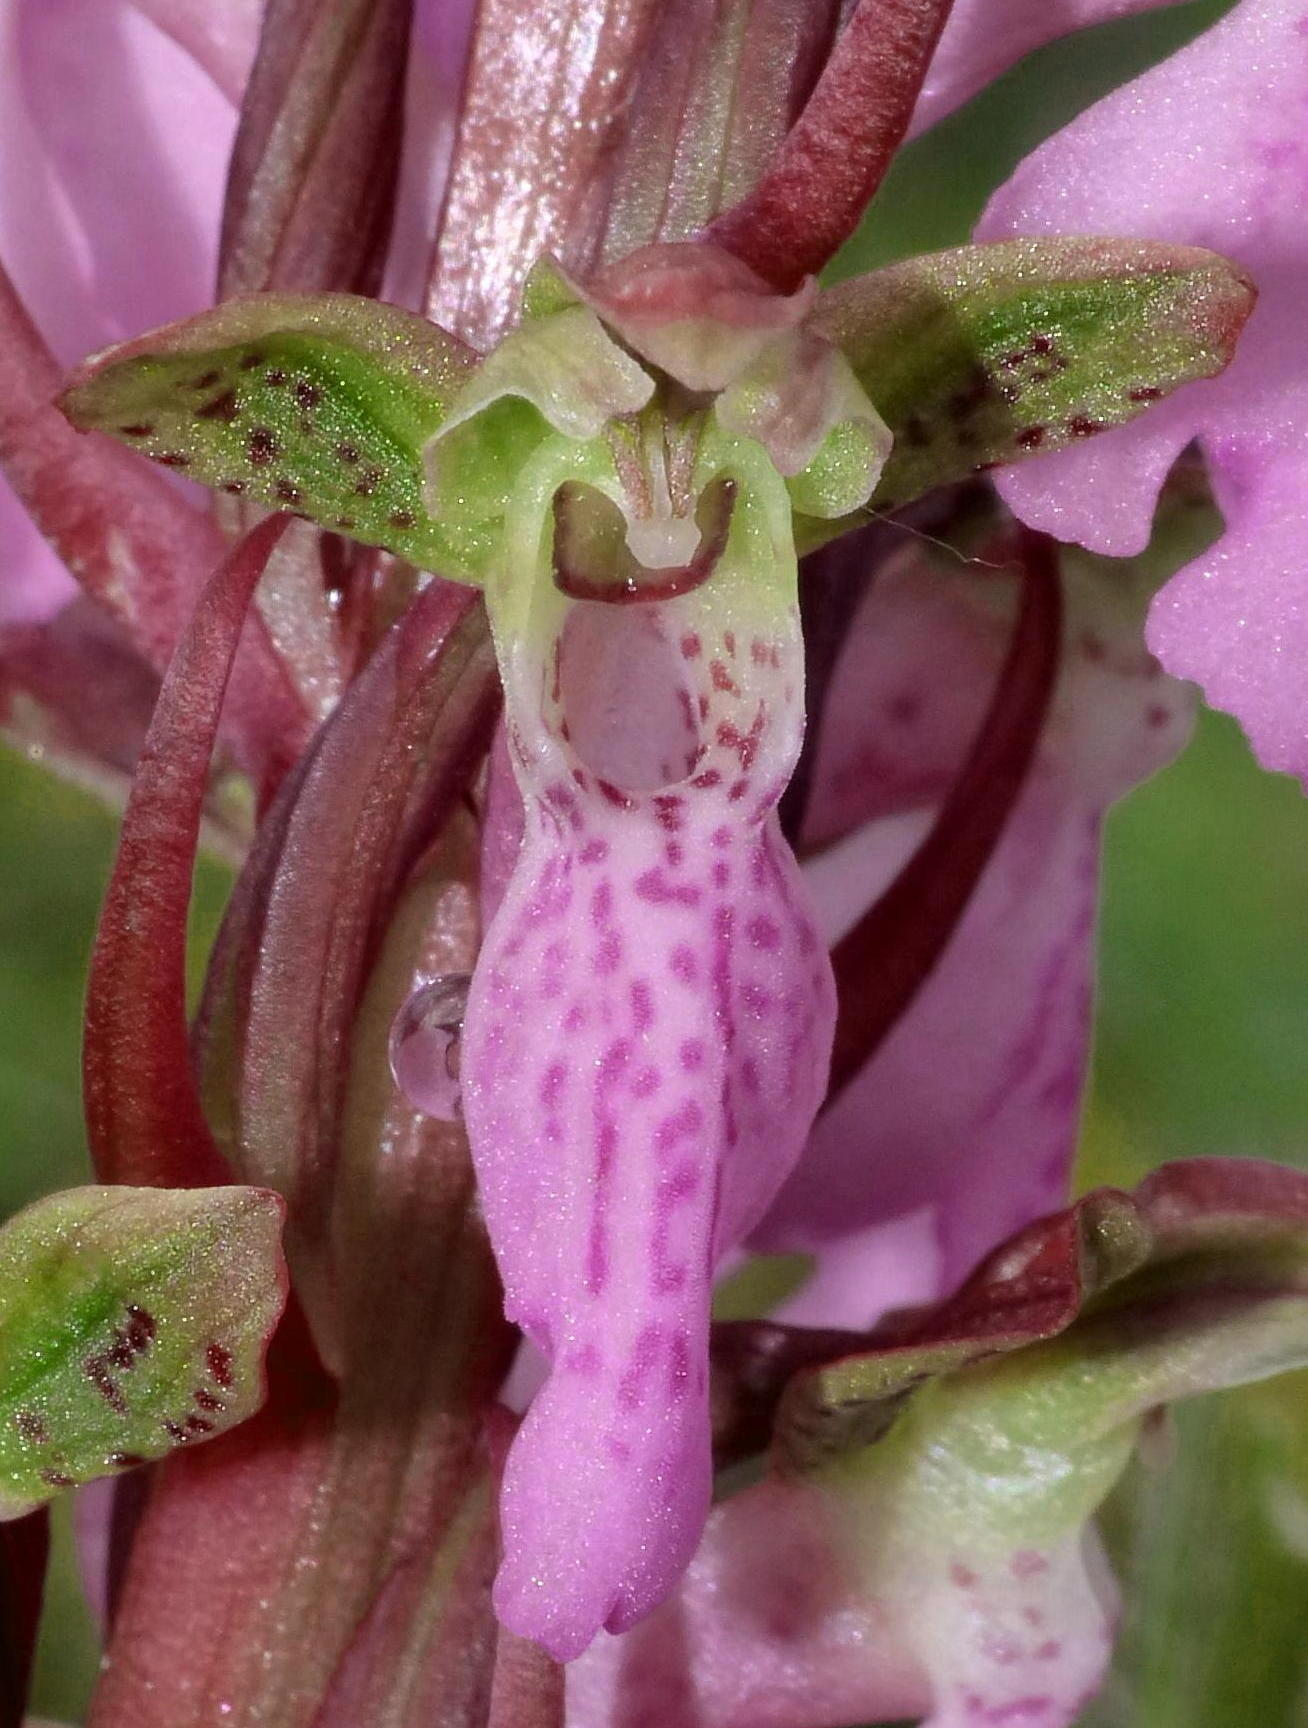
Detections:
[981, 0, 1308, 782]
[2, 3, 1308, 1727]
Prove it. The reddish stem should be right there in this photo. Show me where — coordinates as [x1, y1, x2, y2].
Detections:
[706, 0, 956, 289]
[83, 515, 291, 1188]
[826, 526, 1063, 1099]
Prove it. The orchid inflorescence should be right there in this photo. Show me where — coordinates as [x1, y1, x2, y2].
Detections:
[2, 1, 1308, 1725]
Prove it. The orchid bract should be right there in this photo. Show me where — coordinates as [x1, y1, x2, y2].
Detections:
[1, 1, 1306, 1725]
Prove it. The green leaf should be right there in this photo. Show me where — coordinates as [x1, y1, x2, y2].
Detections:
[810, 237, 1254, 518]
[0, 1184, 286, 1515]
[59, 294, 489, 578]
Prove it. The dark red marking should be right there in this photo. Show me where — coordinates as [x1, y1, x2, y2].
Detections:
[196, 388, 240, 423]
[653, 794, 685, 831]
[206, 1343, 235, 1388]
[127, 1306, 156, 1343]
[87, 1370, 118, 1414]
[247, 427, 279, 465]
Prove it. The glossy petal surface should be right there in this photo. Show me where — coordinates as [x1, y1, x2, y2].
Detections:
[462, 435, 834, 1657]
[757, 544, 1192, 1323]
[980, 0, 1308, 781]
[0, 0, 235, 624]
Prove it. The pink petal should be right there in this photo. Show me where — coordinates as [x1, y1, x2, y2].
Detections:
[0, 0, 236, 626]
[911, 0, 1183, 137]
[480, 721, 526, 930]
[578, 1160, 1308, 1728]
[127, 0, 260, 103]
[756, 545, 1192, 1324]
[1, 0, 236, 362]
[979, 0, 1308, 782]
[566, 1477, 930, 1728]
[0, 484, 74, 627]
[462, 572, 835, 1657]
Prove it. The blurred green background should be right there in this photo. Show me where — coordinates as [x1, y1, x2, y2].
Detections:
[11, 0, 1308, 1721]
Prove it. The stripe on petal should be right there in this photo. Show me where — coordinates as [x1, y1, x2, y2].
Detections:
[462, 439, 834, 1658]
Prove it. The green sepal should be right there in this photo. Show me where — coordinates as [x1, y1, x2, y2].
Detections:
[777, 1161, 1308, 1484]
[519, 255, 585, 323]
[423, 302, 654, 545]
[0, 1184, 286, 1515]
[809, 237, 1256, 525]
[777, 1187, 1150, 1470]
[59, 293, 491, 578]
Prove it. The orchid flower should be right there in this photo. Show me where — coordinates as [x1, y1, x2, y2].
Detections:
[573, 1160, 1308, 1728]
[753, 526, 1195, 1327]
[978, 0, 1308, 786]
[55, 216, 1247, 1663]
[1, 1, 1306, 1724]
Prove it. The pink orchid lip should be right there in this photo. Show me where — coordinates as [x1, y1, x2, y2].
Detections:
[457, 442, 835, 1653]
[551, 474, 737, 606]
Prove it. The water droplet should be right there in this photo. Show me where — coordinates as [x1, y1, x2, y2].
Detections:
[389, 973, 471, 1121]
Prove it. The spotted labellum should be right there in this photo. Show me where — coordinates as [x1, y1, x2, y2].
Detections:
[58, 211, 1253, 1657]
[2, 0, 1304, 1724]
